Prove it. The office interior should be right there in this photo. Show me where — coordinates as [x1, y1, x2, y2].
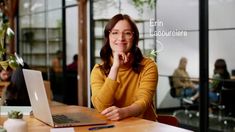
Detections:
[1, 0, 235, 132]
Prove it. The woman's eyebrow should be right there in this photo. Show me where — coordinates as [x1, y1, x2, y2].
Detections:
[111, 29, 132, 31]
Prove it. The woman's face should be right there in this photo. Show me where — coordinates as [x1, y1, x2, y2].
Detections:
[109, 20, 134, 53]
[0, 70, 11, 81]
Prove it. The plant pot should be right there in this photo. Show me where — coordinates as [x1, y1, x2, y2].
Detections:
[3, 118, 27, 132]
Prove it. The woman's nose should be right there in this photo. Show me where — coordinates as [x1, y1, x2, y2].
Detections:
[117, 33, 125, 40]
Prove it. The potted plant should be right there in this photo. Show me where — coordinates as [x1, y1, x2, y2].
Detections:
[0, 16, 20, 70]
[3, 111, 27, 132]
[0, 0, 21, 70]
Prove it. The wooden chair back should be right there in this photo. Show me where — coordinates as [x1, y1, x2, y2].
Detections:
[43, 80, 53, 105]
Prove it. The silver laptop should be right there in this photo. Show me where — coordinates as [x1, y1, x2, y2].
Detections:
[23, 69, 107, 127]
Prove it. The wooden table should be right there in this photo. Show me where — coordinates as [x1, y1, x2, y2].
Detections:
[0, 106, 192, 132]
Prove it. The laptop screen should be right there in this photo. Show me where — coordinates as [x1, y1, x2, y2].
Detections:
[23, 69, 54, 126]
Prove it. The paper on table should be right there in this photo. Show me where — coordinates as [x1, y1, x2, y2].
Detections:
[50, 128, 75, 132]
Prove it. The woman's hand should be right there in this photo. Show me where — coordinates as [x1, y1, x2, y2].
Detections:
[101, 106, 127, 121]
[112, 52, 130, 68]
[108, 52, 131, 80]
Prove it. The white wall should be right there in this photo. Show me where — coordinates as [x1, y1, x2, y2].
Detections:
[157, 0, 235, 108]
[93, 0, 155, 20]
[66, 7, 78, 64]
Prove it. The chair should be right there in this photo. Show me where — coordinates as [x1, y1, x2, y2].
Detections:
[169, 76, 197, 118]
[43, 80, 53, 105]
[64, 71, 78, 105]
[168, 76, 184, 105]
[157, 114, 179, 127]
[44, 81, 53, 100]
[169, 76, 177, 98]
[209, 81, 235, 127]
[219, 80, 235, 117]
[43, 80, 65, 106]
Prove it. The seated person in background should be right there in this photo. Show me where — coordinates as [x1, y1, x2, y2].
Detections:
[50, 50, 63, 96]
[66, 54, 78, 72]
[51, 50, 63, 73]
[0, 67, 12, 82]
[186, 58, 231, 103]
[0, 63, 31, 106]
[209, 59, 230, 102]
[172, 57, 197, 98]
[91, 14, 158, 121]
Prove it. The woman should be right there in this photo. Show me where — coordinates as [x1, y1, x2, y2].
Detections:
[209, 58, 230, 102]
[0, 67, 12, 82]
[91, 14, 158, 121]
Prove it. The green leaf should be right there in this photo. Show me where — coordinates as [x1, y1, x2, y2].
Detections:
[0, 61, 9, 70]
[8, 111, 23, 119]
[8, 55, 19, 69]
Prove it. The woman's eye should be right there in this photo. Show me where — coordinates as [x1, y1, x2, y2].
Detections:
[111, 31, 118, 35]
[125, 32, 132, 35]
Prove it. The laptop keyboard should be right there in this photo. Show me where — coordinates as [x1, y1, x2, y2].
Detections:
[52, 114, 80, 124]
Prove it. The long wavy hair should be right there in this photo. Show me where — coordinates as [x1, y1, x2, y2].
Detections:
[99, 14, 143, 76]
[214, 59, 230, 79]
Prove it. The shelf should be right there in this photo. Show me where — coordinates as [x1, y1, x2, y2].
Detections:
[23, 53, 57, 56]
[20, 27, 62, 68]
[21, 39, 61, 43]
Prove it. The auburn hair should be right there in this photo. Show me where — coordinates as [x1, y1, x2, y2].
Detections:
[99, 14, 143, 76]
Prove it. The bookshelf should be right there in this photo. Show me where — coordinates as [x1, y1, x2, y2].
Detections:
[20, 27, 62, 72]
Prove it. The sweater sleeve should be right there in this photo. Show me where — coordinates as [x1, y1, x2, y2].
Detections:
[90, 65, 119, 112]
[133, 60, 158, 113]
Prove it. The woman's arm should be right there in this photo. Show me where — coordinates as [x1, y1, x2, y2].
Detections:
[132, 60, 158, 113]
[101, 59, 158, 120]
[91, 65, 120, 112]
[91, 52, 130, 112]
[101, 104, 142, 121]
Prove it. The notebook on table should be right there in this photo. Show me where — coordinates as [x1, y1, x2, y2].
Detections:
[23, 69, 107, 127]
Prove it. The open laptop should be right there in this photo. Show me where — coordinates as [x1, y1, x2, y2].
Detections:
[23, 69, 107, 127]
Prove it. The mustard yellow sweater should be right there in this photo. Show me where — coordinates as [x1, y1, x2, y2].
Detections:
[91, 57, 158, 121]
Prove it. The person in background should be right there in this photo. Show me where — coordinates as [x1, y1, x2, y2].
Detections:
[90, 14, 158, 121]
[0, 67, 12, 82]
[184, 58, 231, 104]
[0, 63, 31, 106]
[50, 50, 64, 97]
[52, 50, 63, 73]
[210, 59, 230, 97]
[66, 54, 78, 72]
[172, 57, 197, 98]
